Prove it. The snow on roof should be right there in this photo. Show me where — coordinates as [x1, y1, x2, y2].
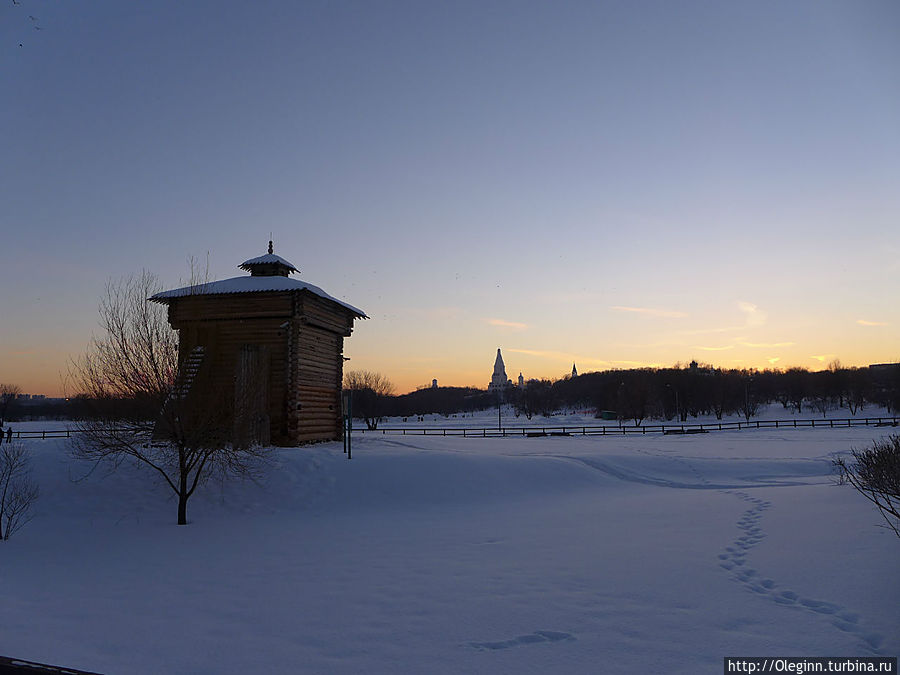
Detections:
[239, 253, 299, 273]
[150, 275, 367, 318]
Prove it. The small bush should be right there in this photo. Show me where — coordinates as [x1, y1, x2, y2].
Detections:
[834, 435, 900, 538]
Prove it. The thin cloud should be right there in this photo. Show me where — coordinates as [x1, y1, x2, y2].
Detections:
[810, 354, 836, 363]
[487, 318, 528, 330]
[508, 348, 609, 366]
[738, 301, 767, 327]
[739, 341, 795, 348]
[767, 357, 781, 365]
[677, 300, 767, 336]
[679, 325, 744, 336]
[857, 319, 887, 327]
[696, 345, 734, 351]
[611, 306, 688, 319]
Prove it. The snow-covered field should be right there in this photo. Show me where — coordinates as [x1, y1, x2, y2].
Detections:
[1, 426, 898, 674]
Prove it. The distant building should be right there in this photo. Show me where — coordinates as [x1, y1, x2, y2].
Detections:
[518, 372, 524, 388]
[432, 379, 438, 389]
[488, 348, 512, 392]
[571, 363, 577, 378]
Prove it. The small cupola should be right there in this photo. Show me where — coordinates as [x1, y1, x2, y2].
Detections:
[238, 241, 299, 277]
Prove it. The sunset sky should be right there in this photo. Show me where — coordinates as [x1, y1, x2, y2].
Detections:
[2, 1, 898, 397]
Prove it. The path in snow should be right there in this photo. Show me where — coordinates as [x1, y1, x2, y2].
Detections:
[634, 441, 890, 656]
[717, 490, 885, 654]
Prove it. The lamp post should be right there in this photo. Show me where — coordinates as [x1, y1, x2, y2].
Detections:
[666, 384, 680, 422]
[743, 376, 754, 422]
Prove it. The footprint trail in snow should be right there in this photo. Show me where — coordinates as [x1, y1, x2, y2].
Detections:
[718, 490, 885, 654]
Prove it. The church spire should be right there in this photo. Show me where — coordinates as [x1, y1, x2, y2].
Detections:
[488, 348, 509, 392]
[571, 362, 578, 378]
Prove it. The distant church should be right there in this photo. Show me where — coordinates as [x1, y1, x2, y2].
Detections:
[487, 348, 576, 391]
[488, 348, 511, 392]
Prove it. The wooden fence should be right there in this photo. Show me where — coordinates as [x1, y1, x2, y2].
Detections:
[357, 416, 900, 438]
[5, 416, 897, 441]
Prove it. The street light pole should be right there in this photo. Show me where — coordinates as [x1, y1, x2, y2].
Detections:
[666, 384, 680, 421]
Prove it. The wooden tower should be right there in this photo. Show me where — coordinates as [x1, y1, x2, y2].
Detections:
[151, 243, 366, 445]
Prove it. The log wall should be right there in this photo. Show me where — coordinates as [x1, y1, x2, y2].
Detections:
[167, 289, 358, 446]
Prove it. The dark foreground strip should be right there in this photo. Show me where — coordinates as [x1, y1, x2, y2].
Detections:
[0, 656, 103, 675]
[724, 657, 896, 674]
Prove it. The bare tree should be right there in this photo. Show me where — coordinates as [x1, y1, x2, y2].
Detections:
[0, 383, 21, 423]
[834, 435, 900, 538]
[344, 370, 394, 430]
[845, 368, 870, 415]
[0, 443, 39, 540]
[68, 271, 270, 526]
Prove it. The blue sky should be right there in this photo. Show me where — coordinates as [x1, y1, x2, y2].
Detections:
[2, 0, 898, 395]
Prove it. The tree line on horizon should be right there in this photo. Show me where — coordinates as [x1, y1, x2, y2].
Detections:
[3, 362, 898, 428]
[342, 362, 900, 429]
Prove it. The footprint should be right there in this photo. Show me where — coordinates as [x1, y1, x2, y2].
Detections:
[863, 633, 883, 650]
[807, 603, 838, 615]
[535, 631, 575, 642]
[469, 631, 575, 651]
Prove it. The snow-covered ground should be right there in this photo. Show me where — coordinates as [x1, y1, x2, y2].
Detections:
[1, 426, 898, 674]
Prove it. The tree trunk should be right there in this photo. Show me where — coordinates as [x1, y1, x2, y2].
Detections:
[178, 473, 188, 525]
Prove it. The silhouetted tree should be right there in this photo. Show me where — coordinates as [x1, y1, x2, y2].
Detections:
[783, 368, 808, 413]
[69, 272, 270, 526]
[834, 435, 900, 538]
[0, 442, 39, 540]
[845, 368, 871, 415]
[522, 379, 556, 417]
[344, 370, 395, 429]
[0, 384, 21, 423]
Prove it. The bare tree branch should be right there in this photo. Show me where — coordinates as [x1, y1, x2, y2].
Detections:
[834, 435, 900, 538]
[0, 443, 39, 540]
[68, 271, 271, 525]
